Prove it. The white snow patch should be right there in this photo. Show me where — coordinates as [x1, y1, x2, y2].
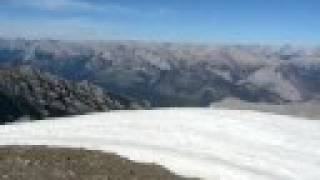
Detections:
[0, 108, 320, 180]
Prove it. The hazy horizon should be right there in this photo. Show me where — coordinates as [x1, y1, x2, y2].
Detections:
[0, 0, 319, 45]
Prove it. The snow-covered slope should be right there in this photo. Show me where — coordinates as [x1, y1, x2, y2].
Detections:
[0, 108, 319, 180]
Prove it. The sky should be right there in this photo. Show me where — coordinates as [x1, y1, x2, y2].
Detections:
[0, 0, 319, 44]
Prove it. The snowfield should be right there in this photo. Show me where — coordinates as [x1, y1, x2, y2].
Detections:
[0, 108, 320, 180]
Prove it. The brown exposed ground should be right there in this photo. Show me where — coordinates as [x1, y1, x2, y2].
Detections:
[212, 98, 320, 120]
[0, 146, 199, 180]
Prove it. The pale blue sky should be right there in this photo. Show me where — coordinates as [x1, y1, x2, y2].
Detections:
[0, 0, 319, 44]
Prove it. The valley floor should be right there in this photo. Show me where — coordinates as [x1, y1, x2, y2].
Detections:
[0, 108, 319, 180]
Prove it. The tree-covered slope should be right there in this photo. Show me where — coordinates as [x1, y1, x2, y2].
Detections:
[0, 67, 144, 123]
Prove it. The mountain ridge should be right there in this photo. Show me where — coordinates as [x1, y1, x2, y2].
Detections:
[1, 39, 320, 106]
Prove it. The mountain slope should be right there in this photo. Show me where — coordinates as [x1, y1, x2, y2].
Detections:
[0, 67, 143, 123]
[1, 39, 320, 106]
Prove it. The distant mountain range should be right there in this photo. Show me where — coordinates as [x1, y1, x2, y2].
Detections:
[0, 66, 144, 124]
[1, 38, 320, 107]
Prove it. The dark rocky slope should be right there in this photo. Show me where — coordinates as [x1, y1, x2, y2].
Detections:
[0, 67, 144, 124]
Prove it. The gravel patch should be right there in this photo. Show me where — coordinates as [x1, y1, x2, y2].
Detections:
[0, 146, 199, 180]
